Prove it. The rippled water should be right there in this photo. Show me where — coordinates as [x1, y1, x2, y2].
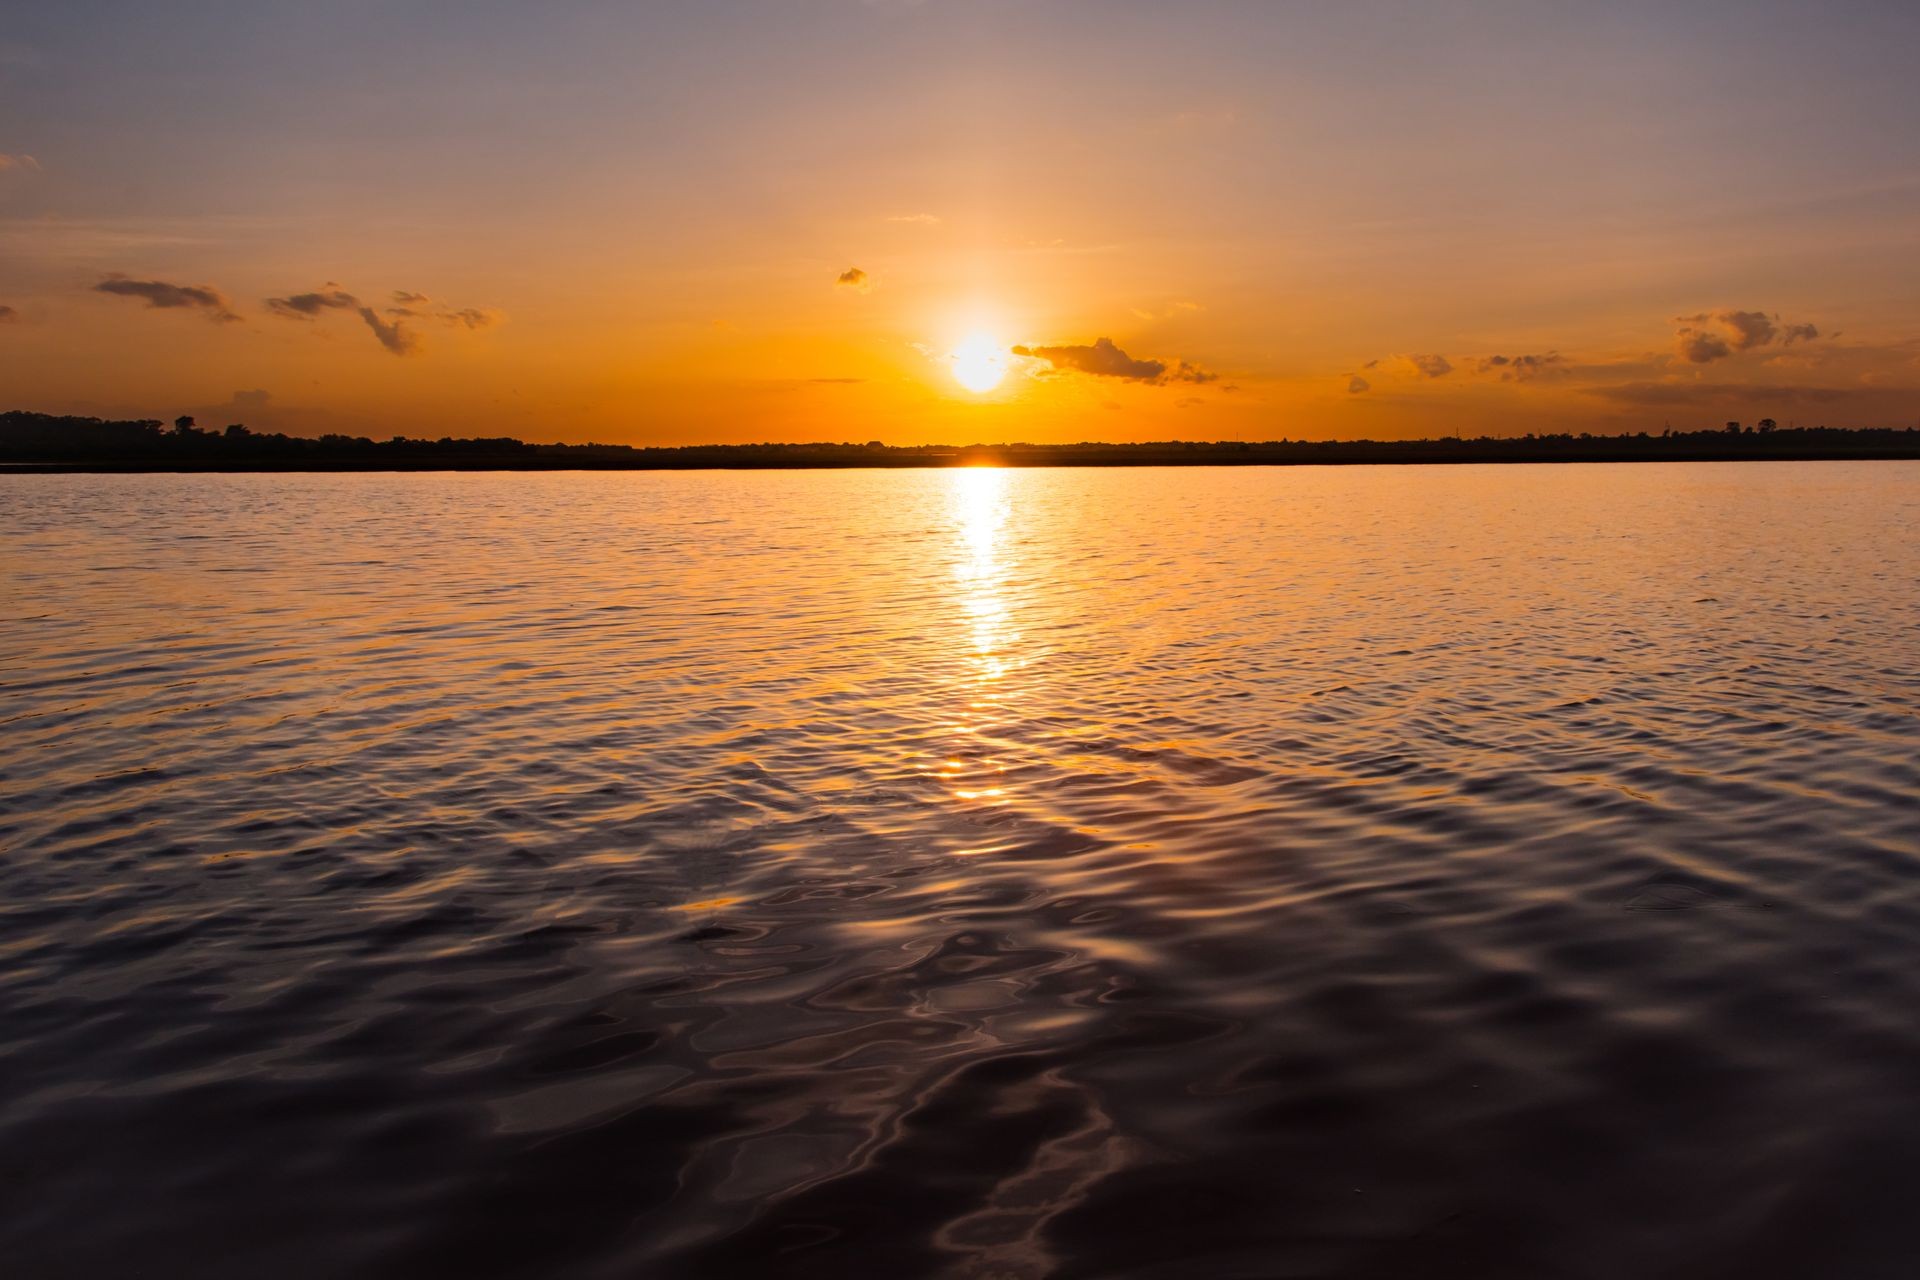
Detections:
[3, 463, 1918, 1279]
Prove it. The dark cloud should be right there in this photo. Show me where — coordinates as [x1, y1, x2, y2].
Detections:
[267, 283, 495, 353]
[1672, 309, 1818, 363]
[385, 291, 503, 329]
[93, 274, 239, 322]
[1674, 329, 1733, 364]
[439, 306, 501, 330]
[836, 266, 870, 291]
[357, 307, 420, 356]
[0, 304, 16, 322]
[1012, 336, 1215, 384]
[1347, 375, 1370, 394]
[267, 285, 359, 318]
[229, 389, 272, 408]
[1474, 352, 1565, 381]
[1716, 310, 1776, 350]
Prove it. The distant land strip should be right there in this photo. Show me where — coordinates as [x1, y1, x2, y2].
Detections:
[5, 410, 1919, 472]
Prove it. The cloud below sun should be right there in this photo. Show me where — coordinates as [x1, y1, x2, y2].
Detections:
[1011, 337, 1216, 385]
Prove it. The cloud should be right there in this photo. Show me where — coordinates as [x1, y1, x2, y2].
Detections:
[357, 307, 420, 356]
[885, 213, 941, 225]
[185, 387, 340, 435]
[93, 274, 239, 321]
[267, 285, 359, 317]
[1474, 352, 1565, 381]
[1674, 328, 1733, 364]
[1672, 309, 1818, 363]
[836, 266, 870, 292]
[0, 154, 39, 172]
[1011, 336, 1216, 384]
[266, 283, 496, 352]
[1352, 351, 1451, 379]
[439, 306, 502, 330]
[1716, 310, 1776, 350]
[1348, 375, 1370, 394]
[384, 291, 504, 329]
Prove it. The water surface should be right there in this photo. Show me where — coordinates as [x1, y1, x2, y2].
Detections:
[3, 463, 1918, 1278]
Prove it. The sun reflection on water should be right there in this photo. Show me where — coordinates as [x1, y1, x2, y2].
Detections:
[942, 467, 1022, 805]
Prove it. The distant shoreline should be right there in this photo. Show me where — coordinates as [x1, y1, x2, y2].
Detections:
[5, 410, 1918, 473]
[8, 451, 1920, 475]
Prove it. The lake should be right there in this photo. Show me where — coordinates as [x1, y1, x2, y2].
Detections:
[3, 463, 1918, 1278]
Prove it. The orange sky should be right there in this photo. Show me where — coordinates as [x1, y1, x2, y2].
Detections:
[4, 2, 1919, 444]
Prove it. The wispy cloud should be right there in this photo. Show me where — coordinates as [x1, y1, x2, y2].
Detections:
[357, 307, 419, 356]
[384, 291, 504, 329]
[266, 283, 497, 354]
[93, 274, 239, 322]
[1347, 375, 1370, 394]
[0, 154, 40, 172]
[1474, 352, 1565, 381]
[1355, 352, 1452, 380]
[438, 306, 502, 330]
[836, 266, 870, 292]
[884, 213, 941, 226]
[1012, 336, 1216, 384]
[0, 304, 17, 323]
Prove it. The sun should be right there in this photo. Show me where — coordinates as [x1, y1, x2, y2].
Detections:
[951, 332, 1008, 393]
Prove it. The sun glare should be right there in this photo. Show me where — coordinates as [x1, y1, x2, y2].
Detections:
[951, 332, 1007, 393]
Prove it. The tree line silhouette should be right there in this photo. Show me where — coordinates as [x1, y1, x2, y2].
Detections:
[4, 409, 1917, 471]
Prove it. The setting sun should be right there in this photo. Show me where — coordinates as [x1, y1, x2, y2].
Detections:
[950, 333, 1008, 393]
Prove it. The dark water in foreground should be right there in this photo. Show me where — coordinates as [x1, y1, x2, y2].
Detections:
[2, 463, 1918, 1279]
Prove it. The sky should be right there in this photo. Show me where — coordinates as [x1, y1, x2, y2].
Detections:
[3, 0, 1919, 444]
